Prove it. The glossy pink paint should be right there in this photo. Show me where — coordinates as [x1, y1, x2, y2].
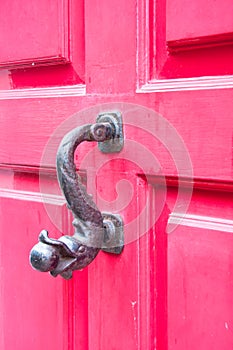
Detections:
[0, 0, 232, 349]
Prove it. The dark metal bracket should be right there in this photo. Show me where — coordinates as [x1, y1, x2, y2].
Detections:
[97, 111, 124, 153]
[29, 112, 124, 279]
[102, 213, 124, 254]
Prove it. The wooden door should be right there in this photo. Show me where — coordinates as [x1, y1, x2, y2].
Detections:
[0, 0, 233, 349]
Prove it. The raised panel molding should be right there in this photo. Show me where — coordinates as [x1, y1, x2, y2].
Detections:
[137, 75, 233, 92]
[136, 0, 233, 90]
[0, 0, 70, 69]
[167, 32, 233, 52]
[0, 84, 86, 100]
[0, 188, 65, 205]
[168, 213, 233, 233]
[166, 0, 233, 44]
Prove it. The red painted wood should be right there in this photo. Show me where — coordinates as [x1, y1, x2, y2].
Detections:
[0, 0, 84, 88]
[0, 0, 232, 349]
[0, 168, 88, 350]
[167, 188, 233, 349]
[166, 0, 233, 42]
[145, 0, 233, 79]
[0, 0, 70, 68]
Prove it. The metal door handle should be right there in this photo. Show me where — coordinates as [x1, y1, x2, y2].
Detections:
[29, 112, 124, 279]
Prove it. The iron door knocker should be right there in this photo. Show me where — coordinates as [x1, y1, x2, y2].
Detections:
[29, 112, 124, 279]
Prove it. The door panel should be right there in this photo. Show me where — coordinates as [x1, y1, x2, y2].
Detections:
[0, 0, 70, 68]
[0, 0, 84, 88]
[166, 0, 233, 43]
[168, 188, 233, 349]
[0, 167, 88, 350]
[168, 226, 233, 350]
[149, 0, 233, 78]
[0, 0, 232, 349]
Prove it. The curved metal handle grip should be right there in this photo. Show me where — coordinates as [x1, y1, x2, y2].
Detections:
[30, 112, 124, 279]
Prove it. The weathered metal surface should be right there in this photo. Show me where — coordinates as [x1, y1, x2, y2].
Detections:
[97, 111, 124, 153]
[102, 213, 124, 254]
[30, 116, 124, 279]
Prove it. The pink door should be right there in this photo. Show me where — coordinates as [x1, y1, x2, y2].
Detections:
[0, 0, 233, 349]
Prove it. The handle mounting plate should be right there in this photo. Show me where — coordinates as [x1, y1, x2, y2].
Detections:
[102, 213, 124, 255]
[97, 111, 124, 153]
